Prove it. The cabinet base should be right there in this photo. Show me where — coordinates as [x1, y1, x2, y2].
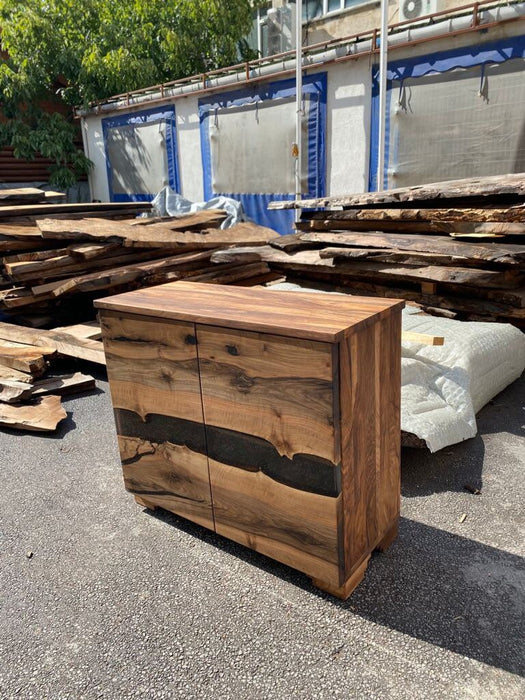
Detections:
[134, 495, 158, 510]
[311, 555, 370, 600]
[375, 521, 398, 552]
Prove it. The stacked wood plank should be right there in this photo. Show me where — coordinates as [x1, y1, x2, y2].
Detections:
[0, 320, 102, 431]
[0, 200, 279, 326]
[258, 173, 525, 327]
[0, 192, 282, 432]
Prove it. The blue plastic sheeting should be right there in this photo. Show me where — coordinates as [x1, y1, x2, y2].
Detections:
[199, 73, 326, 235]
[369, 34, 525, 191]
[102, 106, 179, 202]
[221, 193, 296, 235]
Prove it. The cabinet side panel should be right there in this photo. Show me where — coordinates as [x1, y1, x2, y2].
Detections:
[340, 310, 402, 576]
[340, 324, 378, 574]
[100, 310, 214, 530]
[375, 309, 402, 536]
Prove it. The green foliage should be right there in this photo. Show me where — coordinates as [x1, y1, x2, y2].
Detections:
[0, 0, 259, 187]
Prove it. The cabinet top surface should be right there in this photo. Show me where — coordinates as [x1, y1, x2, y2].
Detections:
[95, 281, 404, 341]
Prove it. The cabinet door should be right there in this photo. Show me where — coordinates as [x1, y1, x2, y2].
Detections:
[196, 325, 343, 586]
[100, 311, 214, 530]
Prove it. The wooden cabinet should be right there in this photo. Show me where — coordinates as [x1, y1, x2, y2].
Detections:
[96, 281, 404, 599]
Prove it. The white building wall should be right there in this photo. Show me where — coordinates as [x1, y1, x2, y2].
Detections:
[323, 60, 372, 195]
[81, 114, 110, 202]
[82, 57, 374, 203]
[175, 95, 204, 202]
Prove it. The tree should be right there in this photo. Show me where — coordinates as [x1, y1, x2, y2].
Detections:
[0, 0, 260, 188]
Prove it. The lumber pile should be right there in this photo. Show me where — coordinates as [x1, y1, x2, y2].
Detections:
[260, 173, 525, 327]
[0, 193, 281, 432]
[0, 201, 279, 325]
[0, 319, 101, 432]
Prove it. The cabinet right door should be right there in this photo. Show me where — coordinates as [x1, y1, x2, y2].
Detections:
[196, 324, 343, 586]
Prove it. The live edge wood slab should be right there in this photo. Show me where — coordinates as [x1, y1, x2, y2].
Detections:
[96, 281, 404, 599]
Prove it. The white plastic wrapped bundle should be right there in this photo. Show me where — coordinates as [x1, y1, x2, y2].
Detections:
[401, 308, 525, 452]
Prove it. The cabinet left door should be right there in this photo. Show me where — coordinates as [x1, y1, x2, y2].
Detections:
[100, 311, 214, 530]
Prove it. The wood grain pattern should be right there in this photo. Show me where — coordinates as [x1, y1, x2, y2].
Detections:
[305, 205, 525, 224]
[197, 325, 337, 461]
[209, 457, 341, 585]
[37, 218, 278, 249]
[211, 246, 524, 290]
[289, 232, 525, 264]
[0, 394, 66, 432]
[0, 322, 105, 364]
[115, 408, 340, 498]
[95, 281, 404, 342]
[339, 309, 402, 576]
[117, 435, 214, 530]
[298, 218, 525, 235]
[100, 312, 203, 422]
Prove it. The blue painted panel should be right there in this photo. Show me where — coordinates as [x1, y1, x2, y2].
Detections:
[199, 73, 327, 235]
[102, 105, 179, 202]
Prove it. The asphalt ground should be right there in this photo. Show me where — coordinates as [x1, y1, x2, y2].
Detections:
[0, 361, 523, 699]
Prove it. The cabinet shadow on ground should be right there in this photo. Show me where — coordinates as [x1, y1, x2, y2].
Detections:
[146, 507, 524, 677]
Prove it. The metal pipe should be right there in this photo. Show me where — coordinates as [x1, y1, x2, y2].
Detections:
[377, 0, 389, 192]
[295, 0, 303, 222]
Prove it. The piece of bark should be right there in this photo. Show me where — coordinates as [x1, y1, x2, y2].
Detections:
[31, 372, 96, 397]
[0, 394, 66, 431]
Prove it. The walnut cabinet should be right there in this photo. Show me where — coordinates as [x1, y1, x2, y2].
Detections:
[96, 281, 404, 599]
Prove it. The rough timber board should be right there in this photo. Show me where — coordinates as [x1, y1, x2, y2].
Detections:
[95, 281, 404, 342]
[37, 219, 279, 249]
[268, 172, 525, 210]
[304, 206, 525, 224]
[0, 322, 105, 364]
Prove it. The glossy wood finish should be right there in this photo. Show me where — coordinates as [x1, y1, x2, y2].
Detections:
[196, 326, 337, 461]
[101, 312, 214, 529]
[99, 282, 404, 599]
[96, 280, 404, 342]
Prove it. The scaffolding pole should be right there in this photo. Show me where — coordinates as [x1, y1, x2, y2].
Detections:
[377, 0, 389, 191]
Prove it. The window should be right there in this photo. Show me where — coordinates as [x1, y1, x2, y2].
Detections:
[247, 2, 364, 58]
[304, 0, 360, 20]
